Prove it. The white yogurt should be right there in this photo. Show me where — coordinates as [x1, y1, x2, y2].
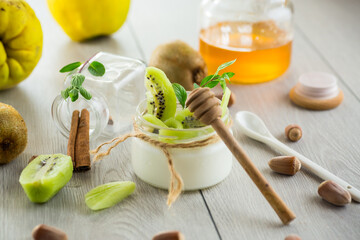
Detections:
[131, 137, 233, 190]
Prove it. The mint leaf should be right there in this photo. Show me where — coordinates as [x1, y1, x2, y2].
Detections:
[222, 72, 235, 81]
[194, 83, 200, 89]
[59, 62, 81, 73]
[71, 74, 85, 87]
[205, 79, 219, 88]
[69, 89, 79, 102]
[61, 88, 70, 100]
[172, 83, 187, 109]
[79, 87, 92, 100]
[88, 61, 105, 76]
[215, 59, 236, 75]
[200, 75, 214, 86]
[201, 75, 221, 87]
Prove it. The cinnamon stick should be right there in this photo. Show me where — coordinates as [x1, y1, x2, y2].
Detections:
[67, 110, 80, 168]
[74, 109, 91, 171]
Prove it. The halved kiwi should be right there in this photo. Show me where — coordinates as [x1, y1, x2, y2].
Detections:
[19, 154, 73, 203]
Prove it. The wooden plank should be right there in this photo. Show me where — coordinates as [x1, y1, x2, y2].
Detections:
[0, 1, 219, 239]
[293, 0, 360, 96]
[201, 30, 360, 239]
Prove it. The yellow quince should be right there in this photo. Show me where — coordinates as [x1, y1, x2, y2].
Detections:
[0, 0, 43, 90]
[47, 0, 131, 42]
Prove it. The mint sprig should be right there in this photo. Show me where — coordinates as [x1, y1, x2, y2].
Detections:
[59, 60, 106, 102]
[172, 60, 236, 108]
[172, 83, 187, 109]
[197, 59, 236, 91]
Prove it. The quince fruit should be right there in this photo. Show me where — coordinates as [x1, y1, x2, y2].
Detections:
[0, 0, 43, 90]
[47, 0, 131, 42]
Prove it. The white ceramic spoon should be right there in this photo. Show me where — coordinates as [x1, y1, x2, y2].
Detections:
[235, 111, 360, 202]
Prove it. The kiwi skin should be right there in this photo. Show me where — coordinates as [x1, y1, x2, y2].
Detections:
[0, 103, 27, 164]
[149, 40, 208, 90]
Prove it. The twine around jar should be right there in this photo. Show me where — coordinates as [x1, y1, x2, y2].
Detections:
[90, 124, 221, 207]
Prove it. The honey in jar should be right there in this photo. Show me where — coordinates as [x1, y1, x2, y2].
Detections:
[200, 21, 292, 84]
[198, 0, 294, 84]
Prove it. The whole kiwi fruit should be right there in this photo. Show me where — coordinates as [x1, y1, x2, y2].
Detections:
[149, 40, 208, 90]
[0, 102, 27, 164]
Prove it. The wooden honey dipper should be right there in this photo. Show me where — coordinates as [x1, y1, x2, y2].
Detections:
[186, 87, 296, 225]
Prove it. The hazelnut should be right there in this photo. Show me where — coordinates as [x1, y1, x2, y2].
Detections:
[152, 231, 185, 240]
[32, 224, 68, 240]
[268, 156, 301, 176]
[318, 180, 351, 206]
[285, 234, 301, 240]
[285, 124, 302, 142]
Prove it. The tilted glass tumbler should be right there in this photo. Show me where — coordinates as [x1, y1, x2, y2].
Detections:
[52, 52, 146, 140]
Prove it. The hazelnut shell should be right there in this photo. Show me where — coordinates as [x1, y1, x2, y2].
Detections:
[152, 231, 185, 240]
[285, 124, 302, 142]
[318, 180, 351, 206]
[268, 156, 301, 176]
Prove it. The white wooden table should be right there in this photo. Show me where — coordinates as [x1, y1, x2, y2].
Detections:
[1, 0, 360, 239]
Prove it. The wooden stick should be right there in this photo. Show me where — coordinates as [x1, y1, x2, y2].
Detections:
[213, 119, 295, 224]
[67, 110, 80, 168]
[74, 109, 91, 171]
[186, 88, 296, 224]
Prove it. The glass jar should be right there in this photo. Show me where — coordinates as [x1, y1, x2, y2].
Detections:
[199, 0, 294, 84]
[51, 52, 146, 140]
[131, 100, 233, 190]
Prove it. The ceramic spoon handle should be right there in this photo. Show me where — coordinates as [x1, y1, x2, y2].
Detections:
[266, 138, 360, 202]
[212, 119, 296, 224]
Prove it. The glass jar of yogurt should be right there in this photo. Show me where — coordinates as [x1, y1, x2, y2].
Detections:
[131, 100, 233, 190]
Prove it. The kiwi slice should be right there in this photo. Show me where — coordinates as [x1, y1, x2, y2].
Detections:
[85, 181, 136, 211]
[19, 154, 73, 203]
[142, 113, 167, 128]
[175, 108, 205, 129]
[159, 129, 199, 143]
[221, 87, 231, 117]
[146, 91, 156, 115]
[164, 117, 183, 129]
[145, 67, 177, 121]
